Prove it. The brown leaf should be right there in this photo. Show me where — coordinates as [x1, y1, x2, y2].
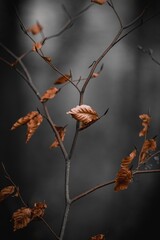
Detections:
[50, 126, 66, 148]
[31, 202, 47, 219]
[27, 22, 43, 35]
[0, 186, 15, 202]
[66, 104, 99, 124]
[91, 0, 107, 5]
[114, 167, 132, 192]
[40, 87, 60, 103]
[139, 138, 157, 163]
[26, 113, 43, 143]
[90, 234, 105, 240]
[139, 114, 151, 137]
[54, 74, 71, 84]
[121, 149, 137, 168]
[32, 42, 42, 51]
[11, 111, 39, 130]
[12, 207, 32, 231]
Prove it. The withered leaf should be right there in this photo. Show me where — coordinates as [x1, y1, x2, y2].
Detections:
[54, 74, 71, 84]
[31, 202, 47, 219]
[114, 167, 132, 192]
[40, 87, 60, 103]
[12, 207, 32, 231]
[139, 138, 157, 163]
[11, 111, 39, 130]
[26, 113, 43, 143]
[27, 22, 43, 35]
[66, 104, 99, 125]
[139, 114, 151, 137]
[90, 234, 105, 240]
[0, 186, 15, 202]
[50, 126, 66, 148]
[91, 0, 107, 5]
[121, 149, 137, 168]
[32, 42, 42, 51]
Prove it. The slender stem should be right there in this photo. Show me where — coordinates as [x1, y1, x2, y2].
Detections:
[1, 162, 59, 239]
[59, 203, 71, 240]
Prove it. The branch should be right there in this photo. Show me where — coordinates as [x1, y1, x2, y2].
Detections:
[1, 162, 59, 240]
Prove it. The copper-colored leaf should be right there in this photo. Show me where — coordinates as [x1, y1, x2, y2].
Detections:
[90, 234, 105, 240]
[121, 149, 137, 168]
[139, 138, 157, 163]
[54, 74, 71, 84]
[31, 202, 47, 219]
[114, 167, 132, 192]
[42, 56, 52, 63]
[139, 114, 151, 137]
[0, 186, 15, 202]
[50, 126, 66, 148]
[27, 22, 43, 35]
[12, 207, 32, 231]
[32, 42, 42, 51]
[11, 111, 39, 130]
[26, 113, 43, 143]
[91, 0, 107, 5]
[40, 87, 60, 103]
[66, 104, 99, 124]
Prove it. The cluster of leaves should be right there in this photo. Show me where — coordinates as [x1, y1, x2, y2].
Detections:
[0, 183, 47, 231]
[114, 113, 157, 192]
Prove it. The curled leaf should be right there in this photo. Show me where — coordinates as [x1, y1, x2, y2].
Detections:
[90, 234, 105, 240]
[26, 113, 43, 143]
[40, 87, 60, 103]
[91, 0, 107, 5]
[54, 74, 71, 84]
[27, 22, 43, 35]
[66, 104, 99, 125]
[114, 167, 132, 192]
[12, 207, 32, 231]
[121, 149, 137, 168]
[0, 186, 15, 202]
[139, 138, 157, 163]
[11, 111, 39, 130]
[139, 114, 151, 137]
[50, 126, 66, 148]
[114, 149, 136, 192]
[31, 202, 47, 219]
[32, 42, 42, 51]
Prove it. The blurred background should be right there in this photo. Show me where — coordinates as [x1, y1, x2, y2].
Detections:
[1, 0, 160, 239]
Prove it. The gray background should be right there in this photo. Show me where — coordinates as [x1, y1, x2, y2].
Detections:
[1, 0, 160, 239]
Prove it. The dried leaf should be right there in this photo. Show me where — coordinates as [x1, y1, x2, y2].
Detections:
[32, 42, 42, 51]
[11, 111, 39, 130]
[66, 104, 99, 124]
[54, 74, 71, 84]
[139, 114, 151, 137]
[12, 207, 32, 231]
[26, 113, 43, 143]
[114, 167, 132, 192]
[121, 149, 137, 168]
[0, 186, 15, 202]
[91, 0, 107, 5]
[50, 126, 66, 148]
[90, 234, 105, 240]
[31, 202, 47, 219]
[42, 56, 52, 63]
[27, 22, 43, 35]
[139, 138, 157, 163]
[40, 87, 60, 103]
